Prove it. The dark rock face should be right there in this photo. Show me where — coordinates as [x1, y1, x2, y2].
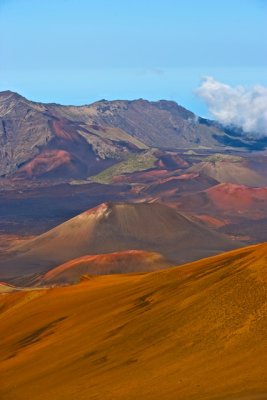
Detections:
[0, 91, 264, 179]
[0, 92, 141, 178]
[0, 91, 53, 176]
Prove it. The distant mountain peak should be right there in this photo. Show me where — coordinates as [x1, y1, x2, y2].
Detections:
[0, 90, 26, 101]
[0, 89, 266, 180]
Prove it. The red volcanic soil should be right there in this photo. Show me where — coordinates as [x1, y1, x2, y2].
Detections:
[14, 118, 118, 180]
[154, 151, 189, 169]
[117, 172, 218, 205]
[41, 250, 173, 284]
[113, 171, 200, 186]
[18, 150, 72, 178]
[175, 183, 267, 243]
[173, 172, 199, 180]
[52, 120, 76, 141]
[147, 172, 204, 186]
[206, 183, 267, 214]
[112, 169, 172, 184]
[140, 173, 218, 201]
[177, 183, 267, 217]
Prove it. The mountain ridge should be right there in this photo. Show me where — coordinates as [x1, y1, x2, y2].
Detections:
[1, 90, 265, 180]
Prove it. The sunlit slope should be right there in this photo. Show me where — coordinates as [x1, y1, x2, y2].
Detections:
[188, 156, 266, 187]
[0, 202, 240, 280]
[0, 243, 266, 400]
[0, 282, 16, 293]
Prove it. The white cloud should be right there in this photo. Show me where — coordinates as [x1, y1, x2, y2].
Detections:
[196, 76, 267, 137]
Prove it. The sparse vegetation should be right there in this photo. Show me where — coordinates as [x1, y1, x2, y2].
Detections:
[204, 153, 244, 163]
[91, 152, 157, 183]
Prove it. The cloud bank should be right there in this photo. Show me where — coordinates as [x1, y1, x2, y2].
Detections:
[196, 77, 267, 137]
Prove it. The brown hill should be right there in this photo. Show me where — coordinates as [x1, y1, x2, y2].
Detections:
[0, 243, 266, 399]
[188, 155, 266, 187]
[206, 183, 267, 214]
[41, 250, 173, 285]
[178, 183, 267, 217]
[140, 172, 218, 200]
[175, 183, 267, 243]
[0, 202, 240, 281]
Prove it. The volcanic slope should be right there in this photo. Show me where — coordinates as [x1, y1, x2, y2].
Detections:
[1, 90, 265, 179]
[175, 183, 267, 243]
[0, 243, 266, 400]
[41, 250, 173, 285]
[0, 202, 240, 281]
[188, 155, 267, 187]
[0, 282, 16, 293]
[177, 183, 267, 216]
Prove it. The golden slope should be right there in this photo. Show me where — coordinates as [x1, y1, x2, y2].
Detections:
[0, 282, 16, 293]
[0, 243, 266, 400]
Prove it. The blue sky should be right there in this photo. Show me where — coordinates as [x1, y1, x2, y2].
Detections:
[0, 0, 266, 116]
